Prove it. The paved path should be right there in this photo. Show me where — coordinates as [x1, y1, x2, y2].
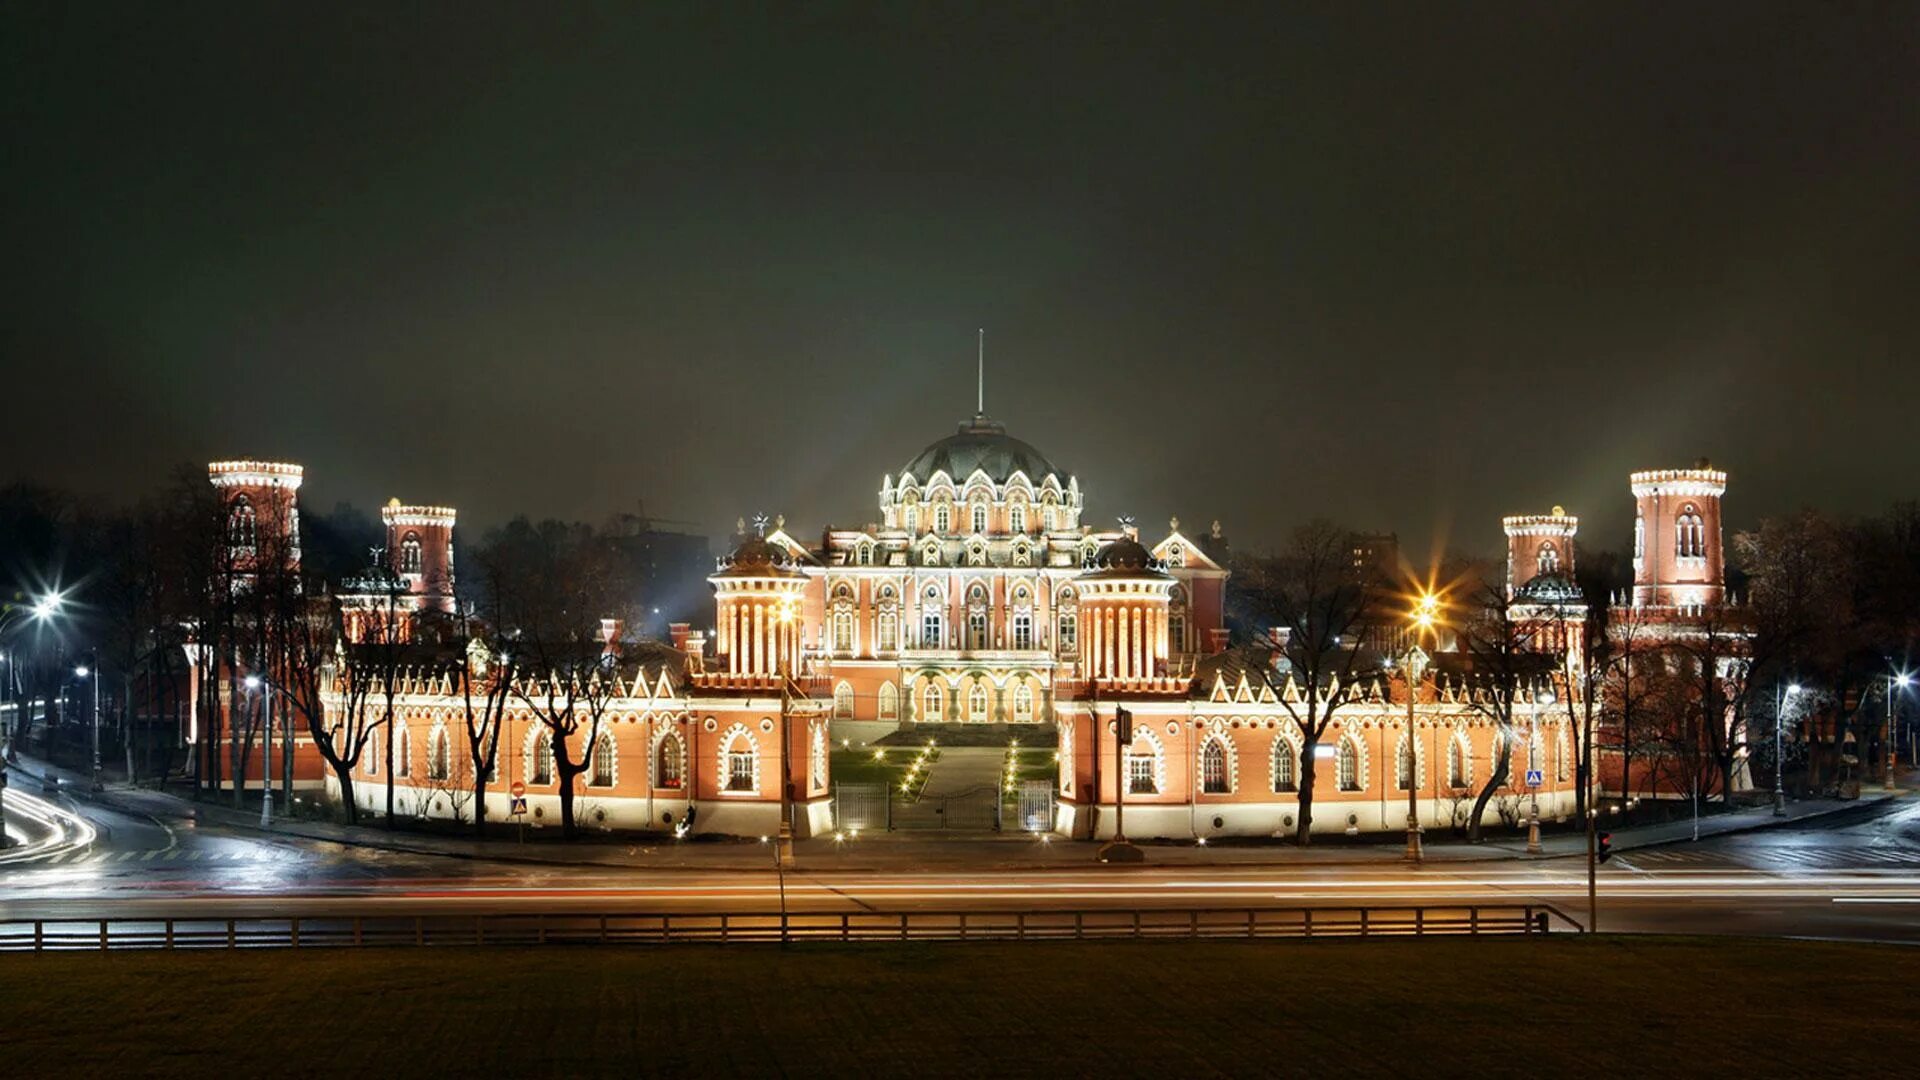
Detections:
[918, 747, 1004, 797]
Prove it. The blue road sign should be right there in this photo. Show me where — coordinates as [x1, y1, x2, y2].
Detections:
[1525, 769, 1544, 788]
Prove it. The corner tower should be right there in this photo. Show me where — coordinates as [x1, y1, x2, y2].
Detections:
[208, 460, 304, 578]
[382, 500, 457, 614]
[1630, 462, 1727, 609]
[1502, 506, 1577, 600]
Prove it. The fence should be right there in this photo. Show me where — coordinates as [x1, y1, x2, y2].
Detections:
[0, 904, 1579, 952]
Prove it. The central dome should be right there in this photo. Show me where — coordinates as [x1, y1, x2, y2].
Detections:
[901, 415, 1059, 484]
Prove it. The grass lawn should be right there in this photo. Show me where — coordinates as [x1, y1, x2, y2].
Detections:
[6, 937, 1918, 1076]
[831, 746, 941, 798]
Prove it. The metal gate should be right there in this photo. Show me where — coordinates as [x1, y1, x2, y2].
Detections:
[833, 783, 891, 832]
[892, 785, 1003, 831]
[1016, 780, 1055, 833]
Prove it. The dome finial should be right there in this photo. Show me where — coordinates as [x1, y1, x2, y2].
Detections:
[976, 327, 985, 417]
[751, 513, 769, 538]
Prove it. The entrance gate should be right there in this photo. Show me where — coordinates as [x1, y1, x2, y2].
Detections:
[833, 783, 891, 832]
[1016, 780, 1055, 833]
[891, 785, 1003, 831]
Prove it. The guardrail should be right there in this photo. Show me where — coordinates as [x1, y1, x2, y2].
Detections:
[0, 904, 1580, 952]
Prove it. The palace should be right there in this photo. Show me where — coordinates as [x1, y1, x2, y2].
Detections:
[192, 411, 1737, 839]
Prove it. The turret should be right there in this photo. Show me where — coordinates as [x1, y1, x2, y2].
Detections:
[1503, 506, 1578, 600]
[208, 460, 303, 579]
[382, 501, 457, 614]
[1075, 522, 1175, 685]
[709, 519, 809, 678]
[1630, 463, 1727, 609]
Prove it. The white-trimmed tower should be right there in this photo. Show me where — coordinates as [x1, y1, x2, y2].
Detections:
[1630, 462, 1727, 609]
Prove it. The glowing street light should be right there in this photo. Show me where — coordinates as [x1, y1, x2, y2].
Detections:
[1401, 589, 1442, 863]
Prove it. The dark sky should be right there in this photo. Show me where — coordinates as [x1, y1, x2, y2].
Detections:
[5, 3, 1917, 566]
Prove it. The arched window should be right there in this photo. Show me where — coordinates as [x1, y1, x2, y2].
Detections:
[1336, 736, 1361, 791]
[1272, 738, 1296, 792]
[1676, 506, 1705, 559]
[1557, 724, 1571, 782]
[1009, 502, 1026, 534]
[228, 495, 257, 547]
[1447, 735, 1468, 789]
[922, 683, 944, 722]
[1537, 541, 1558, 576]
[365, 730, 379, 776]
[934, 502, 952, 534]
[968, 682, 989, 722]
[591, 731, 617, 787]
[655, 732, 684, 790]
[1395, 731, 1416, 791]
[921, 586, 945, 647]
[1634, 510, 1645, 561]
[855, 542, 873, 566]
[1168, 585, 1188, 653]
[832, 608, 854, 652]
[877, 681, 899, 721]
[533, 732, 555, 785]
[1013, 683, 1034, 722]
[904, 504, 919, 532]
[427, 726, 451, 781]
[1128, 737, 1159, 794]
[396, 724, 412, 778]
[834, 681, 855, 719]
[1011, 609, 1033, 650]
[971, 502, 988, 535]
[1057, 588, 1078, 653]
[1528, 729, 1545, 779]
[811, 724, 827, 789]
[878, 610, 898, 653]
[400, 532, 423, 574]
[1043, 503, 1058, 531]
[966, 584, 989, 649]
[1201, 738, 1230, 794]
[726, 741, 755, 791]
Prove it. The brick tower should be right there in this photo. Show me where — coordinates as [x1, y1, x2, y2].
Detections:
[1502, 506, 1578, 600]
[1630, 462, 1727, 609]
[207, 460, 304, 580]
[382, 500, 457, 614]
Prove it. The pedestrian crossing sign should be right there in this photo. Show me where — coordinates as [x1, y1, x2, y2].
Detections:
[510, 796, 528, 815]
[1525, 769, 1543, 788]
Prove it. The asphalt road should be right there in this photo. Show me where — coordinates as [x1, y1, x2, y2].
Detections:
[5, 790, 1919, 941]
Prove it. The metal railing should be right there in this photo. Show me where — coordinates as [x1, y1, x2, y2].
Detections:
[0, 904, 1578, 952]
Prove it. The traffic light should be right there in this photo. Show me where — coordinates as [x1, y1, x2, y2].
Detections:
[1596, 831, 1614, 864]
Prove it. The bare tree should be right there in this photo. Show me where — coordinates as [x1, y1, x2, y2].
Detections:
[474, 518, 636, 839]
[1226, 520, 1382, 844]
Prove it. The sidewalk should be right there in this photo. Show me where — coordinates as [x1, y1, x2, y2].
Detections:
[11, 751, 1903, 874]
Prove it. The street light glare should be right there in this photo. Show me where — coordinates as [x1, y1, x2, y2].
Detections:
[73, 665, 89, 678]
[31, 592, 64, 620]
[1788, 683, 1802, 694]
[244, 674, 263, 689]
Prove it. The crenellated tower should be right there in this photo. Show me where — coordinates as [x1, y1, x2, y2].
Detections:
[208, 460, 304, 582]
[382, 500, 457, 614]
[1503, 506, 1578, 600]
[1630, 462, 1727, 609]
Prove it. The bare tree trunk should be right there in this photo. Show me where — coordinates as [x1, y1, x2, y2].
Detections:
[1468, 731, 1513, 842]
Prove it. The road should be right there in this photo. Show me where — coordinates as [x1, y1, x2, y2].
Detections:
[5, 789, 1919, 942]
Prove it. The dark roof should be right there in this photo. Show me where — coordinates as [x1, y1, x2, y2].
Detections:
[900, 415, 1059, 484]
[1078, 535, 1173, 581]
[713, 535, 805, 579]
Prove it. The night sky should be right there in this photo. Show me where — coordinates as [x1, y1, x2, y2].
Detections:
[5, 4, 1917, 566]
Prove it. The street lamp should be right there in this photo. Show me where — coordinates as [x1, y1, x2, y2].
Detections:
[1402, 591, 1441, 863]
[1775, 681, 1801, 816]
[1886, 670, 1911, 793]
[244, 674, 274, 827]
[74, 659, 100, 791]
[773, 596, 799, 872]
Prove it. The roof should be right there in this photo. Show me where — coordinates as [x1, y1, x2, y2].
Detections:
[900, 415, 1060, 485]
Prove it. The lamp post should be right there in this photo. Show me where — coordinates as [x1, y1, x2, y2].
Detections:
[774, 597, 798, 872]
[244, 674, 274, 827]
[1886, 670, 1910, 793]
[75, 659, 101, 791]
[1775, 681, 1800, 815]
[1403, 592, 1440, 863]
